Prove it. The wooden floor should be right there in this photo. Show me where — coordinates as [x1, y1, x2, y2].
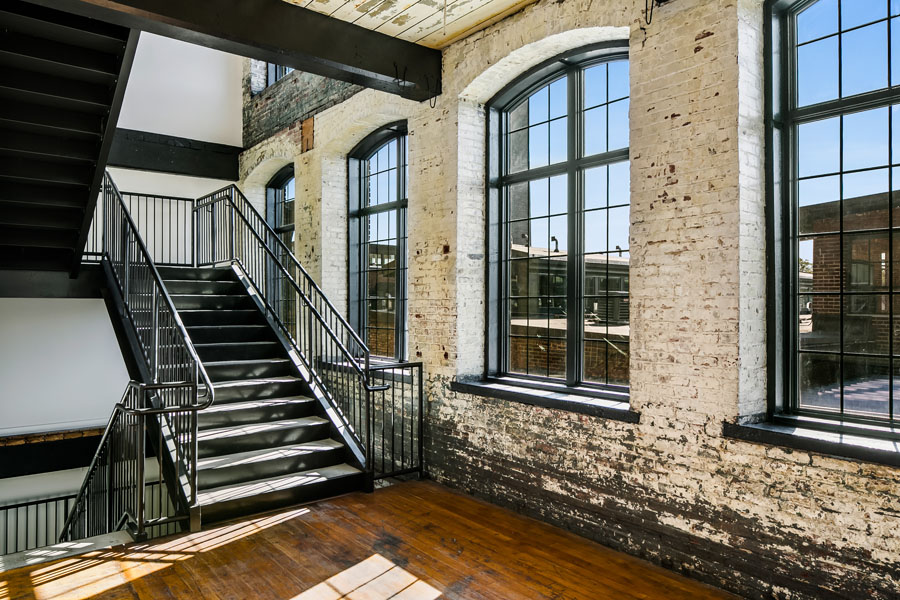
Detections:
[0, 481, 735, 599]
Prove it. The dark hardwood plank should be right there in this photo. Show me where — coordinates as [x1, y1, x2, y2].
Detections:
[0, 481, 736, 599]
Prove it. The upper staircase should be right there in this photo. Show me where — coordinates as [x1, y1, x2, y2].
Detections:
[0, 0, 137, 272]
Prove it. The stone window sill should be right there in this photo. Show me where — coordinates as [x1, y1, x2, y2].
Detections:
[450, 378, 639, 423]
[723, 417, 900, 468]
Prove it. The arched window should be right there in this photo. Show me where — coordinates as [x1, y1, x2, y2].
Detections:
[771, 0, 900, 426]
[487, 42, 630, 395]
[348, 123, 408, 360]
[266, 165, 295, 326]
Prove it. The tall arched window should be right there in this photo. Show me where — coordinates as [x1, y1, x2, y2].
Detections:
[348, 123, 408, 360]
[487, 42, 630, 396]
[266, 165, 295, 327]
[771, 0, 900, 427]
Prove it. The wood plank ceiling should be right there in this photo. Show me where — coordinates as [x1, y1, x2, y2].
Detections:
[283, 0, 537, 48]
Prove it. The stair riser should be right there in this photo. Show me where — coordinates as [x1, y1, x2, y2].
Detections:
[197, 343, 283, 362]
[199, 473, 365, 524]
[213, 380, 307, 403]
[198, 447, 345, 490]
[197, 423, 330, 458]
[206, 362, 293, 383]
[171, 295, 256, 310]
[164, 280, 245, 295]
[186, 326, 276, 344]
[180, 310, 264, 327]
[156, 267, 234, 281]
[198, 402, 316, 430]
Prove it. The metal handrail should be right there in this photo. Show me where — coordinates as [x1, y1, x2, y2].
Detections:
[199, 184, 371, 354]
[194, 185, 388, 470]
[105, 173, 214, 407]
[61, 172, 216, 542]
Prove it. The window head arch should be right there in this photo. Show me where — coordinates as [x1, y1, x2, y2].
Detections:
[349, 123, 408, 360]
[487, 41, 630, 396]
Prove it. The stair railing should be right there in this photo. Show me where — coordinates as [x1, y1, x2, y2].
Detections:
[194, 185, 386, 473]
[60, 172, 214, 541]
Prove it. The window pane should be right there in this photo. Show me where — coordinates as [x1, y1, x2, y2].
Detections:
[841, 0, 886, 31]
[843, 356, 890, 417]
[608, 99, 629, 151]
[549, 76, 567, 119]
[584, 64, 606, 109]
[843, 168, 888, 231]
[843, 295, 890, 355]
[549, 118, 567, 165]
[841, 22, 888, 98]
[509, 100, 529, 131]
[608, 60, 629, 101]
[892, 18, 900, 85]
[799, 353, 841, 412]
[529, 123, 549, 168]
[798, 36, 839, 106]
[584, 210, 607, 254]
[509, 182, 529, 221]
[549, 175, 567, 215]
[584, 166, 607, 210]
[799, 117, 840, 177]
[584, 105, 607, 156]
[608, 206, 629, 253]
[798, 175, 840, 234]
[800, 294, 840, 352]
[609, 162, 630, 206]
[797, 0, 837, 44]
[844, 232, 889, 291]
[529, 85, 549, 125]
[508, 128, 529, 174]
[529, 178, 549, 219]
[799, 235, 841, 292]
[843, 107, 888, 171]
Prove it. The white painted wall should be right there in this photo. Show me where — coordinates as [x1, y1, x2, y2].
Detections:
[107, 167, 231, 199]
[0, 299, 129, 437]
[117, 33, 242, 146]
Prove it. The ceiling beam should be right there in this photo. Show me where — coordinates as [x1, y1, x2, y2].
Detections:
[21, 0, 442, 101]
[108, 128, 241, 180]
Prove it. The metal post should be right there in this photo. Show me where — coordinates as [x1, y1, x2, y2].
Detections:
[417, 364, 424, 477]
[135, 412, 146, 540]
[229, 189, 236, 261]
[151, 292, 159, 382]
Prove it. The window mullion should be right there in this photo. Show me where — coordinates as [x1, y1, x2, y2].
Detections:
[566, 65, 582, 386]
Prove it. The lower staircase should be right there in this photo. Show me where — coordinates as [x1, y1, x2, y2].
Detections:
[159, 265, 365, 523]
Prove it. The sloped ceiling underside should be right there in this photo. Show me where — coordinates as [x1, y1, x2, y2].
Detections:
[283, 0, 537, 48]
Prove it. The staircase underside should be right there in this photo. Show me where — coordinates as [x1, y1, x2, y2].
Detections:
[0, 0, 136, 272]
[157, 266, 365, 524]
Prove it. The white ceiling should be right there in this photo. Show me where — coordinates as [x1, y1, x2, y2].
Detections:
[284, 0, 536, 48]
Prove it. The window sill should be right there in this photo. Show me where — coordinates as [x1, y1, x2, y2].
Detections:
[722, 417, 900, 468]
[450, 378, 639, 423]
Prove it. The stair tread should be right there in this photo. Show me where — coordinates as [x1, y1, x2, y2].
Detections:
[200, 396, 315, 415]
[196, 340, 278, 347]
[205, 358, 291, 367]
[196, 439, 344, 473]
[197, 416, 329, 442]
[197, 463, 362, 507]
[211, 376, 300, 390]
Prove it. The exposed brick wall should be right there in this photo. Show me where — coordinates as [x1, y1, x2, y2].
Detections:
[242, 59, 362, 149]
[242, 0, 900, 597]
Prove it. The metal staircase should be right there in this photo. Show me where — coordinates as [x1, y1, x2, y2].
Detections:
[0, 0, 138, 273]
[58, 172, 423, 544]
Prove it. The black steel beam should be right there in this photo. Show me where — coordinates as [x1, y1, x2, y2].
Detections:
[21, 0, 442, 101]
[109, 128, 240, 181]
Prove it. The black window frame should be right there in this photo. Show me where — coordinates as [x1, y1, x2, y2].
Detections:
[348, 122, 409, 361]
[767, 0, 900, 433]
[266, 165, 296, 329]
[485, 40, 631, 401]
[267, 63, 294, 87]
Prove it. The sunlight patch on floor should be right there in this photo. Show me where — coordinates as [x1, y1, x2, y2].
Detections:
[7, 508, 310, 600]
[292, 554, 441, 600]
